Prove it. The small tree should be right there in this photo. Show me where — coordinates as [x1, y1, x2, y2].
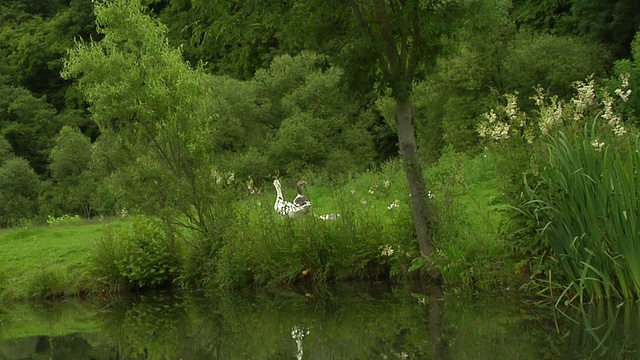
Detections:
[62, 0, 237, 258]
[0, 157, 41, 227]
[47, 125, 94, 218]
[347, 0, 468, 278]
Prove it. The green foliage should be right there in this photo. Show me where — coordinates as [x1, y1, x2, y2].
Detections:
[414, 16, 610, 155]
[253, 52, 375, 178]
[44, 125, 94, 218]
[63, 0, 239, 258]
[92, 217, 178, 290]
[115, 218, 177, 289]
[482, 70, 640, 300]
[0, 135, 12, 167]
[214, 168, 419, 290]
[424, 148, 512, 289]
[513, 0, 640, 59]
[49, 126, 91, 180]
[0, 157, 42, 227]
[606, 31, 640, 126]
[527, 133, 640, 300]
[502, 33, 611, 101]
[86, 130, 123, 215]
[0, 85, 62, 174]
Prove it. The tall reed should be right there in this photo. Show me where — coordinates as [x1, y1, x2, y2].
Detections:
[531, 132, 640, 300]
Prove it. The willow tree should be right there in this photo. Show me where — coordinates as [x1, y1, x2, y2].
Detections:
[347, 0, 467, 279]
[62, 0, 236, 256]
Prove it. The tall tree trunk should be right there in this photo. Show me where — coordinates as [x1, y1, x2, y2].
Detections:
[395, 96, 441, 280]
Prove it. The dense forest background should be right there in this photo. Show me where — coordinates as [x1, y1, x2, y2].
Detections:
[1, 0, 639, 225]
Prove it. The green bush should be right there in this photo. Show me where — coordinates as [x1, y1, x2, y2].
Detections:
[0, 157, 42, 227]
[115, 218, 178, 289]
[91, 217, 178, 290]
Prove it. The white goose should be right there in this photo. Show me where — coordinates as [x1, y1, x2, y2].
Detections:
[273, 179, 308, 219]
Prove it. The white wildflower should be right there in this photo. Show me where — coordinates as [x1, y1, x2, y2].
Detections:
[387, 199, 400, 210]
[291, 325, 310, 360]
[368, 188, 375, 195]
[538, 95, 563, 135]
[601, 94, 625, 135]
[505, 93, 519, 122]
[613, 124, 627, 137]
[381, 245, 394, 256]
[591, 139, 605, 152]
[383, 179, 391, 188]
[246, 178, 256, 194]
[532, 86, 545, 107]
[572, 76, 596, 121]
[485, 109, 498, 123]
[615, 88, 632, 102]
[492, 121, 510, 141]
[615, 73, 632, 102]
[477, 121, 489, 139]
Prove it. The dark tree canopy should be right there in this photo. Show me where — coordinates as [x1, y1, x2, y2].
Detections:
[512, 0, 640, 59]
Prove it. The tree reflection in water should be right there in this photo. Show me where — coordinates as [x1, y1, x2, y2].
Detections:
[1, 284, 638, 359]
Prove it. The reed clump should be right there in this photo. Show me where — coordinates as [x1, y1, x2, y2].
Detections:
[482, 73, 640, 300]
[531, 133, 640, 300]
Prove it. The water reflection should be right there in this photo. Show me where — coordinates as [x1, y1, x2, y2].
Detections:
[559, 300, 640, 359]
[0, 284, 638, 359]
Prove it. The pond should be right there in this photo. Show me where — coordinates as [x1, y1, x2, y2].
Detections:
[0, 283, 638, 359]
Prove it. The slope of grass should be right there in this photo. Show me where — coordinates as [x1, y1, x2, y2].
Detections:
[0, 152, 512, 300]
[224, 152, 512, 291]
[0, 218, 127, 301]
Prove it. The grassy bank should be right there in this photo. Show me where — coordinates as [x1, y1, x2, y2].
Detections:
[0, 153, 514, 301]
[0, 218, 127, 301]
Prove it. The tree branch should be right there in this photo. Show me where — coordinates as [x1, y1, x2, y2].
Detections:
[406, 0, 420, 83]
[374, 0, 401, 74]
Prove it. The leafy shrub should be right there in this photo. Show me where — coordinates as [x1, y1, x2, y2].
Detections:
[115, 218, 177, 289]
[92, 217, 178, 290]
[0, 157, 42, 227]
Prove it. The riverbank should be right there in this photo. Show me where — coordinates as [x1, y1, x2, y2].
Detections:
[0, 153, 515, 301]
[0, 218, 127, 301]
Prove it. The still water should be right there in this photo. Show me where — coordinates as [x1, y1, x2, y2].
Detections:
[0, 283, 638, 359]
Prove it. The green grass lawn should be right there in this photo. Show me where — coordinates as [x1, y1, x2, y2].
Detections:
[0, 218, 127, 301]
